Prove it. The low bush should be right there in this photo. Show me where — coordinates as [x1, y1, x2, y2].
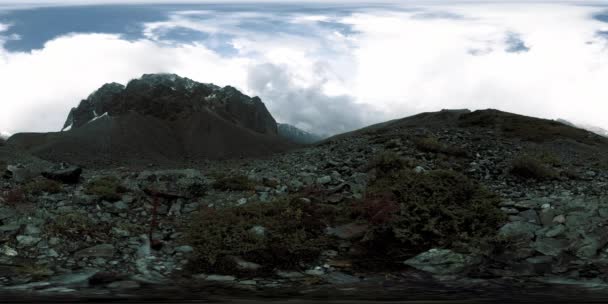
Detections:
[46, 212, 111, 242]
[1, 188, 26, 205]
[212, 175, 255, 191]
[414, 136, 468, 157]
[510, 155, 558, 180]
[85, 176, 125, 201]
[356, 168, 506, 259]
[23, 178, 62, 195]
[184, 197, 334, 274]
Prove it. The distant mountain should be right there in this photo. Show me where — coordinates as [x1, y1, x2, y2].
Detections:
[557, 118, 608, 138]
[277, 123, 323, 144]
[7, 74, 294, 166]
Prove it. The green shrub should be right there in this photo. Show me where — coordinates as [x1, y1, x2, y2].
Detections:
[365, 151, 411, 177]
[358, 169, 506, 258]
[510, 155, 558, 180]
[23, 178, 62, 195]
[85, 176, 125, 201]
[184, 197, 333, 274]
[212, 175, 255, 191]
[414, 136, 444, 153]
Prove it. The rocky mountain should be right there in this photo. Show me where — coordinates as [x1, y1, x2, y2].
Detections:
[277, 123, 323, 144]
[557, 118, 608, 138]
[7, 74, 294, 166]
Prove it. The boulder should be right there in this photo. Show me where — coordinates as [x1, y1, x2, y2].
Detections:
[404, 248, 481, 275]
[138, 169, 207, 198]
[42, 164, 82, 184]
[498, 222, 541, 240]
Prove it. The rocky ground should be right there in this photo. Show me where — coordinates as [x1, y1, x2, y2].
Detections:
[1, 110, 608, 301]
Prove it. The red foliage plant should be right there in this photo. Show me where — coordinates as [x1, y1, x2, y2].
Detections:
[354, 192, 400, 225]
[1, 188, 26, 206]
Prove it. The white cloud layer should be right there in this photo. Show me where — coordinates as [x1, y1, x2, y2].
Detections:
[1, 2, 608, 137]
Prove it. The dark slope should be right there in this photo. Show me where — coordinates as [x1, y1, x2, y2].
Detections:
[7, 74, 295, 167]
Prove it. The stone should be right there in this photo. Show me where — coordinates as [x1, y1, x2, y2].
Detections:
[249, 225, 266, 237]
[519, 209, 540, 225]
[316, 176, 332, 185]
[174, 245, 194, 253]
[545, 224, 566, 238]
[1, 245, 18, 256]
[7, 165, 36, 183]
[324, 272, 360, 284]
[404, 248, 481, 275]
[553, 215, 566, 224]
[42, 164, 82, 184]
[532, 238, 569, 256]
[138, 169, 207, 198]
[231, 256, 262, 271]
[276, 270, 305, 279]
[540, 208, 556, 226]
[74, 244, 115, 258]
[107, 280, 141, 289]
[50, 269, 100, 286]
[113, 201, 128, 210]
[0, 207, 17, 221]
[326, 223, 369, 240]
[16, 235, 41, 246]
[205, 275, 236, 282]
[498, 222, 540, 240]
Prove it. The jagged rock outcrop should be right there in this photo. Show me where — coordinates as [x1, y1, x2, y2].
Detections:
[277, 123, 322, 144]
[62, 74, 277, 135]
[8, 74, 292, 166]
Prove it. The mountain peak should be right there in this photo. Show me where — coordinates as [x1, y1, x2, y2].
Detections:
[62, 74, 277, 135]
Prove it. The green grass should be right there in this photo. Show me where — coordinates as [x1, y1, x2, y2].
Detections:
[84, 176, 125, 201]
[212, 175, 255, 192]
[23, 178, 62, 195]
[510, 155, 559, 180]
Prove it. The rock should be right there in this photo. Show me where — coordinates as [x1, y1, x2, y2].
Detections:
[404, 248, 481, 275]
[498, 222, 541, 240]
[205, 275, 236, 282]
[545, 224, 566, 238]
[107, 280, 141, 289]
[323, 272, 360, 284]
[50, 269, 100, 287]
[237, 198, 247, 206]
[138, 169, 207, 198]
[1, 245, 18, 256]
[539, 208, 556, 226]
[326, 223, 369, 240]
[42, 164, 82, 184]
[249, 225, 266, 237]
[0, 207, 17, 221]
[276, 270, 305, 279]
[553, 215, 566, 224]
[74, 244, 115, 258]
[316, 176, 332, 185]
[16, 235, 41, 246]
[230, 256, 262, 271]
[532, 238, 569, 256]
[519, 209, 540, 224]
[113, 201, 128, 210]
[174, 245, 194, 253]
[7, 164, 36, 183]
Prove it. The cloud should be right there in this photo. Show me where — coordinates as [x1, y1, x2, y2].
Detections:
[1, 2, 608, 137]
[247, 62, 384, 136]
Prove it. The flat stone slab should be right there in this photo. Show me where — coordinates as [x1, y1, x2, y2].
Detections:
[74, 244, 115, 258]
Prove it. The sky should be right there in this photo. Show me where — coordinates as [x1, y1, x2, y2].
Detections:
[1, 1, 608, 137]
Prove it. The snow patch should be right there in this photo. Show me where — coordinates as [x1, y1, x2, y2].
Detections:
[62, 124, 73, 132]
[87, 112, 109, 124]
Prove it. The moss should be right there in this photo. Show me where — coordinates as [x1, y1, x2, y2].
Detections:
[23, 178, 62, 195]
[357, 169, 506, 259]
[184, 197, 333, 274]
[84, 176, 125, 201]
[16, 262, 53, 279]
[212, 175, 255, 191]
[510, 155, 558, 180]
